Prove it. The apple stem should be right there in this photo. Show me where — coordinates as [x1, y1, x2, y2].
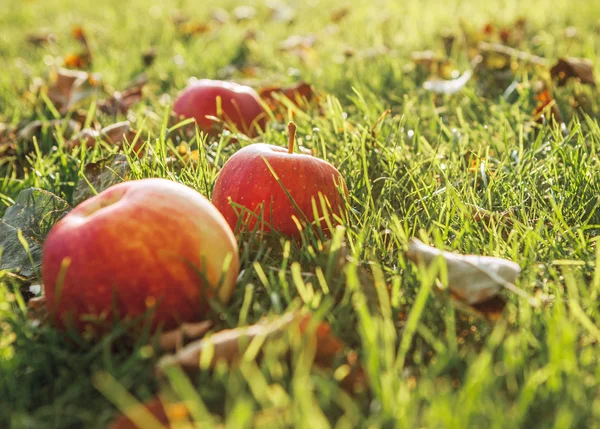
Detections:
[287, 122, 297, 154]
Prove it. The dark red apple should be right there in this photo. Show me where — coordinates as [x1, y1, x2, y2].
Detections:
[42, 178, 239, 333]
[173, 79, 267, 137]
[212, 123, 347, 237]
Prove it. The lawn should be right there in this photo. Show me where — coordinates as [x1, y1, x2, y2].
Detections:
[2, 0, 600, 427]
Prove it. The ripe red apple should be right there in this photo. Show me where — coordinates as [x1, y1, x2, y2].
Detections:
[42, 178, 239, 333]
[212, 123, 347, 237]
[173, 79, 267, 137]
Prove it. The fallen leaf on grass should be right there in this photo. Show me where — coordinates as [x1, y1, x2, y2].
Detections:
[466, 204, 515, 227]
[411, 50, 451, 76]
[73, 154, 131, 205]
[477, 41, 547, 67]
[280, 34, 316, 52]
[64, 53, 91, 69]
[550, 58, 595, 86]
[259, 81, 315, 112]
[107, 397, 190, 429]
[267, 1, 296, 24]
[158, 320, 213, 352]
[423, 70, 472, 94]
[330, 6, 351, 23]
[66, 121, 138, 151]
[233, 5, 256, 22]
[0, 189, 71, 278]
[27, 31, 57, 46]
[156, 312, 301, 372]
[156, 312, 364, 391]
[64, 26, 93, 69]
[406, 238, 521, 315]
[17, 119, 81, 142]
[27, 295, 49, 325]
[47, 68, 101, 113]
[142, 47, 157, 67]
[318, 239, 383, 314]
[98, 75, 147, 115]
[533, 88, 563, 124]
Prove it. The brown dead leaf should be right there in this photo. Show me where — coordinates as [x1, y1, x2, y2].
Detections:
[211, 8, 230, 25]
[156, 312, 301, 373]
[47, 68, 101, 114]
[107, 397, 190, 429]
[550, 58, 595, 86]
[158, 320, 213, 352]
[98, 75, 147, 115]
[406, 238, 522, 310]
[465, 204, 515, 227]
[233, 5, 256, 22]
[142, 47, 157, 67]
[18, 119, 81, 142]
[267, 1, 296, 24]
[259, 81, 315, 113]
[27, 31, 57, 46]
[477, 41, 547, 67]
[65, 26, 92, 68]
[155, 312, 364, 392]
[330, 6, 351, 23]
[27, 295, 49, 326]
[533, 87, 563, 124]
[64, 53, 91, 69]
[280, 35, 316, 52]
[66, 121, 137, 151]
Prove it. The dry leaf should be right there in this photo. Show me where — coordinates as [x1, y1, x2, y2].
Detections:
[64, 53, 91, 69]
[233, 5, 256, 22]
[423, 70, 472, 94]
[18, 119, 80, 142]
[533, 88, 563, 124]
[259, 81, 315, 112]
[156, 312, 301, 373]
[27, 296, 49, 325]
[158, 320, 213, 352]
[66, 121, 137, 150]
[107, 397, 190, 429]
[47, 68, 101, 113]
[142, 47, 157, 67]
[98, 75, 147, 115]
[406, 238, 521, 305]
[411, 51, 451, 75]
[267, 1, 296, 24]
[466, 204, 515, 227]
[477, 41, 547, 67]
[210, 8, 230, 25]
[330, 6, 351, 23]
[155, 312, 363, 390]
[550, 58, 595, 86]
[280, 35, 316, 52]
[27, 31, 57, 46]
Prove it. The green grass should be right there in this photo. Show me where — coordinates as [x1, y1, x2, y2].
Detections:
[2, 0, 600, 427]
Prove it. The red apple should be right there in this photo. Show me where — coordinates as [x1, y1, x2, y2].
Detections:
[212, 123, 347, 237]
[42, 178, 239, 333]
[173, 79, 267, 137]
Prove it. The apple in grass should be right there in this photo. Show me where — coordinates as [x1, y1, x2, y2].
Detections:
[173, 79, 267, 137]
[212, 123, 348, 238]
[42, 178, 239, 334]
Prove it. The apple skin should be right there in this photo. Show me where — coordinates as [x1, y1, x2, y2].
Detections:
[173, 79, 267, 137]
[211, 144, 347, 237]
[42, 178, 239, 333]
